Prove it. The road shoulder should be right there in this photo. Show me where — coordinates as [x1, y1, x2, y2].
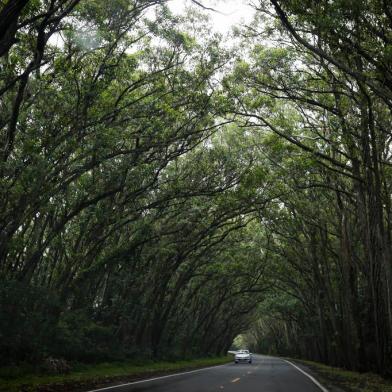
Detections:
[290, 358, 392, 392]
[0, 356, 231, 392]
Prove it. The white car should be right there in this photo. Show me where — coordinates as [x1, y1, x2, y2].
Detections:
[234, 349, 252, 364]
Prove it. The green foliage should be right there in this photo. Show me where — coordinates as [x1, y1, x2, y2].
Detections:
[227, 0, 392, 377]
[53, 312, 118, 362]
[0, 281, 60, 365]
[0, 0, 272, 368]
[1, 0, 392, 380]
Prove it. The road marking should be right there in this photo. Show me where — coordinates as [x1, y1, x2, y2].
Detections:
[86, 363, 229, 392]
[231, 377, 240, 383]
[283, 359, 329, 392]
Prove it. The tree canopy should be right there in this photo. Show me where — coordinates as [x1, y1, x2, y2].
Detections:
[1, 0, 392, 377]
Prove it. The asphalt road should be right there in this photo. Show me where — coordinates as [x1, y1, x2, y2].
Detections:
[88, 355, 326, 392]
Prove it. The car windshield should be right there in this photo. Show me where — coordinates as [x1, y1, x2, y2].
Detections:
[238, 350, 249, 354]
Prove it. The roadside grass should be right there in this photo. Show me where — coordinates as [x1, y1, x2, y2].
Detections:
[293, 358, 392, 392]
[0, 356, 232, 392]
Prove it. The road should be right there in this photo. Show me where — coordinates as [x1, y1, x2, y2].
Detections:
[88, 355, 326, 392]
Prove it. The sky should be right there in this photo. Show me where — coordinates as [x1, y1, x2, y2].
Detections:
[168, 0, 255, 34]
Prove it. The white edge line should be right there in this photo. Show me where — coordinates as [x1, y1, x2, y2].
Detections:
[86, 363, 229, 392]
[283, 359, 329, 392]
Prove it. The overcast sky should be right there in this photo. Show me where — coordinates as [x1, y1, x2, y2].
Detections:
[168, 0, 255, 33]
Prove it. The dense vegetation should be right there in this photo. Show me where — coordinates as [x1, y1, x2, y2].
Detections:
[1, 0, 392, 379]
[236, 0, 392, 376]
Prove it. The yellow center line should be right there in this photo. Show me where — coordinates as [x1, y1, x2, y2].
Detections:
[231, 378, 241, 383]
